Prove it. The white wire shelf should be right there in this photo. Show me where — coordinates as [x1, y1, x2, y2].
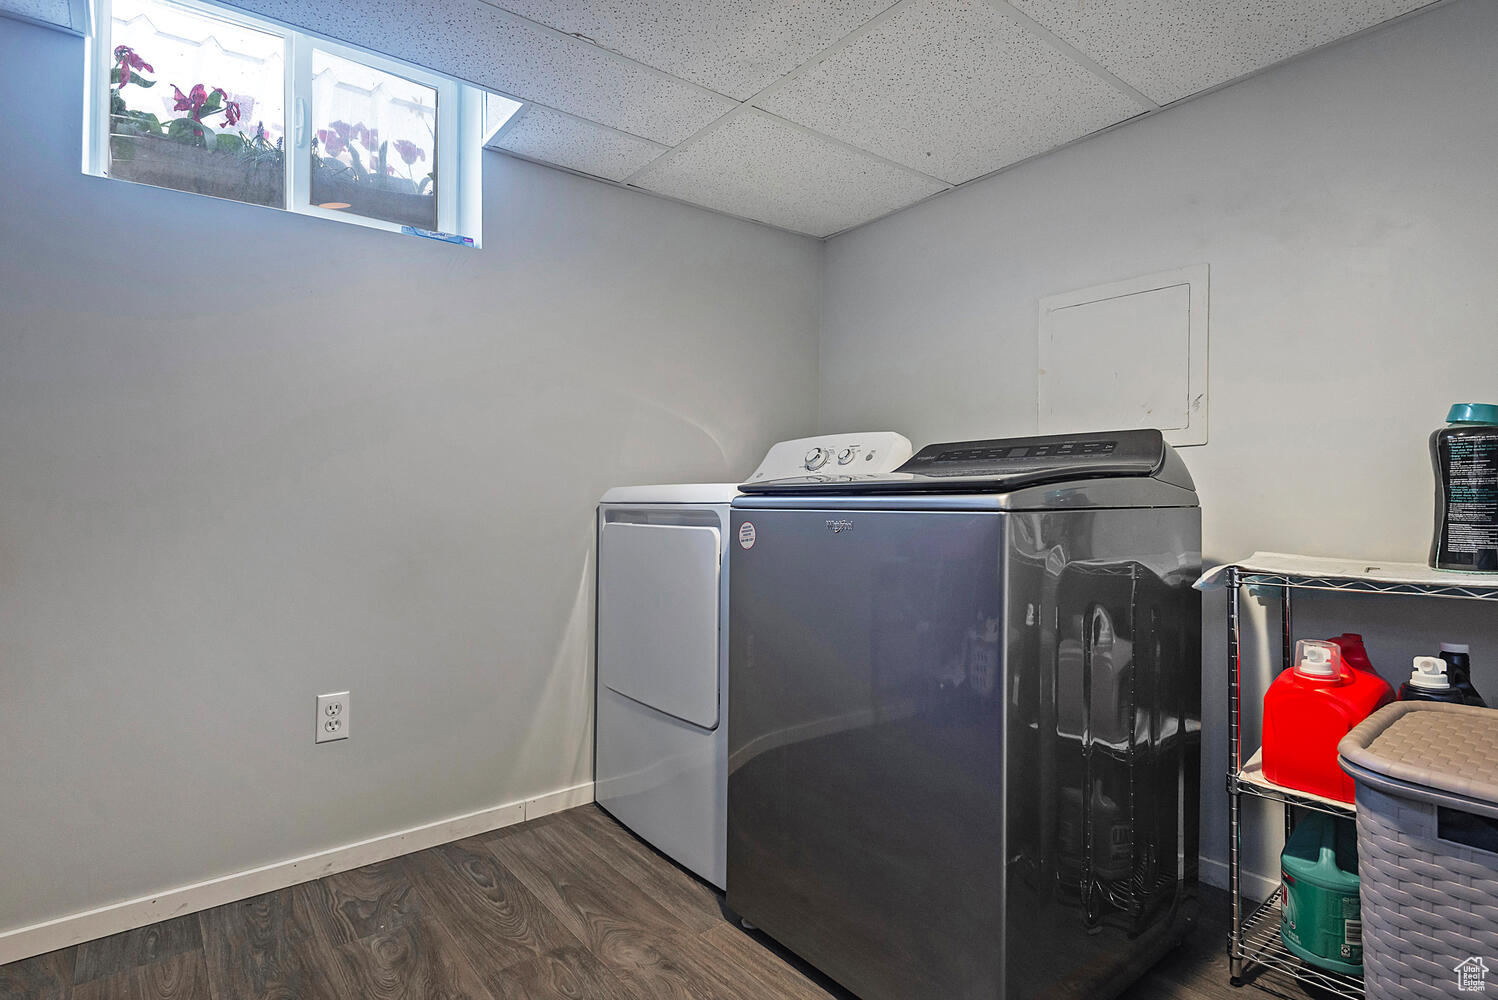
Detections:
[1236, 748, 1356, 817]
[1200, 552, 1498, 602]
[1240, 572, 1498, 601]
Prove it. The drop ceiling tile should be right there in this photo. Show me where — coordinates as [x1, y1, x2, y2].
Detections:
[759, 0, 1147, 185]
[489, 105, 667, 181]
[1008, 0, 1435, 104]
[1, 0, 79, 31]
[225, 0, 738, 145]
[631, 110, 946, 237]
[492, 0, 896, 101]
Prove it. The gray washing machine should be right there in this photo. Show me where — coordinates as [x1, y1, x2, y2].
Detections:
[726, 429, 1201, 1000]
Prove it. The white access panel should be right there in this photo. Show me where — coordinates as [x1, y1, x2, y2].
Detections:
[1038, 264, 1209, 446]
[598, 521, 722, 730]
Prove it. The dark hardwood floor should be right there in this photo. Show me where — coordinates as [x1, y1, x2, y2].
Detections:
[2, 805, 1255, 1000]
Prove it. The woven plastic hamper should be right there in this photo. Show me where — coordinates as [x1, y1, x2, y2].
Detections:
[1338, 702, 1498, 999]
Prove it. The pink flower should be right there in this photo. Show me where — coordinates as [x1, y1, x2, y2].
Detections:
[115, 45, 152, 71]
[392, 139, 425, 165]
[316, 129, 346, 157]
[349, 123, 380, 149]
[172, 84, 211, 119]
[222, 101, 241, 127]
[113, 46, 152, 86]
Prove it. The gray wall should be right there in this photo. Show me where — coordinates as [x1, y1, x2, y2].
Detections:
[819, 0, 1498, 889]
[0, 17, 820, 932]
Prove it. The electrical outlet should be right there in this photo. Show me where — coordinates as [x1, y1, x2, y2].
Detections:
[316, 691, 350, 743]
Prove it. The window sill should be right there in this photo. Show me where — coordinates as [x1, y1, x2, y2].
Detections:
[83, 168, 482, 248]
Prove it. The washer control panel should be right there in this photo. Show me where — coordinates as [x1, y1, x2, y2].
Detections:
[744, 432, 913, 483]
[899, 430, 1153, 478]
[740, 429, 1175, 495]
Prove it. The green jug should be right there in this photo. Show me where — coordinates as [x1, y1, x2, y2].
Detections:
[1280, 812, 1362, 975]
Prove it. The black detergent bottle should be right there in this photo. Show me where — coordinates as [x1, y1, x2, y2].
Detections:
[1438, 642, 1487, 707]
[1398, 656, 1467, 705]
[1431, 404, 1498, 572]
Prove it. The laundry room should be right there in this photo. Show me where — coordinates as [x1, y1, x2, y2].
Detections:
[1, 1, 1497, 998]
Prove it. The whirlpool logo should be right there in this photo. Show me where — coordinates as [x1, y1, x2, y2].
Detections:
[826, 519, 854, 534]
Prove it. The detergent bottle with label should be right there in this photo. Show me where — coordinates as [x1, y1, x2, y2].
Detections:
[1281, 812, 1362, 975]
[1262, 639, 1394, 802]
[1430, 403, 1498, 572]
[1398, 656, 1468, 705]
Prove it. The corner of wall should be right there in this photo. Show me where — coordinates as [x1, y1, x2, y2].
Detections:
[813, 235, 830, 435]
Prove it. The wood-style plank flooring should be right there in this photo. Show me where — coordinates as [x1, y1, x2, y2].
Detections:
[2, 805, 1255, 1000]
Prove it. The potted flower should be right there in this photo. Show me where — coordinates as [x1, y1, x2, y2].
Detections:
[310, 120, 436, 229]
[108, 45, 284, 207]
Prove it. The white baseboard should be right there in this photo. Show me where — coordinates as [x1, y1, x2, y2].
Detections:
[525, 781, 595, 821]
[1200, 854, 1277, 902]
[0, 780, 594, 967]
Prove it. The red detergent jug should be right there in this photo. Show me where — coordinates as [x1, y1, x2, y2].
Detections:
[1330, 633, 1377, 674]
[1262, 639, 1394, 802]
[1333, 632, 1398, 706]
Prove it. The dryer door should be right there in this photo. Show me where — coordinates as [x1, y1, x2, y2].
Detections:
[598, 520, 721, 730]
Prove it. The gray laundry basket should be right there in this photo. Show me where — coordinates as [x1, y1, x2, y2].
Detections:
[1338, 702, 1498, 999]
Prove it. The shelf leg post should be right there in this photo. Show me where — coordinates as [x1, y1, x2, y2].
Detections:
[1281, 585, 1293, 677]
[1282, 587, 1295, 843]
[1228, 569, 1244, 981]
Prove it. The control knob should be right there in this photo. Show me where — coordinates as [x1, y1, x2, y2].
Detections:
[836, 447, 857, 465]
[804, 447, 829, 471]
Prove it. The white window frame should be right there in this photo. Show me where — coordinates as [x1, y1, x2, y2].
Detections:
[289, 34, 462, 237]
[84, 0, 506, 246]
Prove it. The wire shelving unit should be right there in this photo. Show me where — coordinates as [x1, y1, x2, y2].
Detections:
[1220, 557, 1498, 999]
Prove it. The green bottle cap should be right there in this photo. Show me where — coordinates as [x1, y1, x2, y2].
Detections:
[1447, 403, 1498, 424]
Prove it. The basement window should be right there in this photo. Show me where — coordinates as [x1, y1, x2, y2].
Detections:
[84, 0, 523, 245]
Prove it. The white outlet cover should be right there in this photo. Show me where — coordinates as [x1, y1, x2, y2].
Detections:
[316, 691, 350, 743]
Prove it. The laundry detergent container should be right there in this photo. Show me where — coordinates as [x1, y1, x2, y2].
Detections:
[1280, 812, 1362, 976]
[1264, 639, 1392, 802]
[1338, 703, 1498, 1000]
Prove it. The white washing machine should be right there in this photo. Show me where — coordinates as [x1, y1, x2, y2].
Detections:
[595, 432, 912, 889]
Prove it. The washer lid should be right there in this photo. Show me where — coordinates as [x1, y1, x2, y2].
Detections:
[597, 521, 721, 730]
[739, 429, 1190, 495]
